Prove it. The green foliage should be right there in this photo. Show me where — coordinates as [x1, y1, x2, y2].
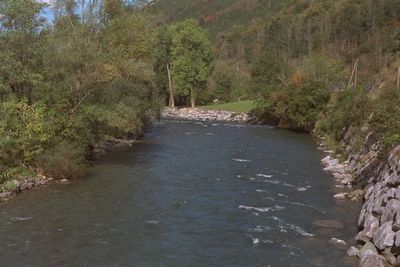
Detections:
[251, 81, 330, 131]
[0, 1, 162, 188]
[170, 19, 214, 106]
[286, 82, 330, 131]
[209, 60, 251, 103]
[316, 87, 371, 141]
[37, 141, 87, 179]
[0, 100, 56, 164]
[368, 89, 400, 146]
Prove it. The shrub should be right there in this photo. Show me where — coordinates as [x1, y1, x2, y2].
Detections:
[316, 87, 371, 141]
[36, 141, 87, 179]
[0, 100, 56, 166]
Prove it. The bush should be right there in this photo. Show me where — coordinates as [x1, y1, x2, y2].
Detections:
[369, 88, 400, 146]
[316, 87, 371, 141]
[286, 82, 330, 131]
[0, 100, 56, 166]
[36, 141, 87, 179]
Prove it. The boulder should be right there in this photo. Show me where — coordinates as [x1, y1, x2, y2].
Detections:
[373, 221, 395, 250]
[386, 172, 400, 187]
[381, 199, 400, 224]
[394, 231, 400, 247]
[359, 241, 378, 258]
[394, 213, 400, 231]
[328, 238, 347, 246]
[347, 246, 360, 257]
[356, 216, 379, 242]
[383, 188, 396, 204]
[382, 248, 396, 265]
[373, 194, 385, 215]
[334, 193, 348, 200]
[359, 254, 388, 267]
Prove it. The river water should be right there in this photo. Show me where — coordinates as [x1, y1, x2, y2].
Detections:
[0, 120, 361, 266]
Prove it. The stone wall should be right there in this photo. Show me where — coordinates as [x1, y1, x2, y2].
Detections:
[331, 130, 400, 266]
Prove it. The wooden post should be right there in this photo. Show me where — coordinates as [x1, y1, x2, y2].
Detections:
[166, 64, 175, 108]
[348, 58, 358, 88]
[354, 59, 358, 87]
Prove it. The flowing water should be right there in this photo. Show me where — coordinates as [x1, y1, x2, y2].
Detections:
[0, 120, 361, 266]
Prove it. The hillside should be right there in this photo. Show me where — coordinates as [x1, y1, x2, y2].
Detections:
[149, 0, 287, 41]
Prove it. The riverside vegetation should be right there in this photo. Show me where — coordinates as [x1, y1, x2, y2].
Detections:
[1, 0, 400, 265]
[0, 0, 162, 193]
[0, 0, 214, 194]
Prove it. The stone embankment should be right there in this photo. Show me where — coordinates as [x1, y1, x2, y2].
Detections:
[321, 131, 400, 267]
[161, 107, 249, 122]
[0, 176, 51, 201]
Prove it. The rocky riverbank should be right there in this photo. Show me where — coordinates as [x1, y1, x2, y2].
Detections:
[161, 107, 249, 122]
[320, 131, 400, 267]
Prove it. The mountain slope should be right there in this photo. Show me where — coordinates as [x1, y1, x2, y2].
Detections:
[149, 0, 288, 41]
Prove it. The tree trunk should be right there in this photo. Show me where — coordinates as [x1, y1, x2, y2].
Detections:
[397, 66, 400, 92]
[190, 89, 195, 108]
[166, 63, 175, 107]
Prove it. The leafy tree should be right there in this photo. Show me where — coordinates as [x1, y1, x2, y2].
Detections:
[0, 0, 46, 104]
[170, 19, 214, 107]
[155, 26, 175, 107]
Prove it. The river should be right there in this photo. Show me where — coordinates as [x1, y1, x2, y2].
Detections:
[0, 120, 361, 266]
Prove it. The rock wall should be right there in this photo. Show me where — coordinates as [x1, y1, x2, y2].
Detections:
[353, 144, 400, 266]
[328, 130, 400, 266]
[161, 107, 249, 122]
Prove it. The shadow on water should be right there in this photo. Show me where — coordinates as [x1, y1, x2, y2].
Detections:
[0, 120, 360, 266]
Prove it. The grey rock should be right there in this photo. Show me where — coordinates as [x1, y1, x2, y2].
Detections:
[394, 186, 400, 200]
[373, 194, 385, 215]
[381, 199, 400, 224]
[394, 213, 400, 231]
[359, 254, 388, 267]
[383, 188, 396, 204]
[333, 193, 348, 200]
[386, 172, 400, 187]
[355, 218, 379, 242]
[394, 231, 400, 247]
[359, 241, 378, 258]
[161, 107, 250, 122]
[382, 248, 396, 265]
[346, 246, 360, 257]
[372, 182, 384, 199]
[358, 208, 366, 227]
[12, 217, 33, 222]
[328, 237, 347, 246]
[365, 185, 374, 200]
[373, 221, 395, 250]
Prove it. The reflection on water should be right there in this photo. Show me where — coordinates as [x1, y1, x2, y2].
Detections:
[0, 120, 360, 266]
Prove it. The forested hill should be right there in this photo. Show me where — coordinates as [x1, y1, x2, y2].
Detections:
[151, 0, 400, 146]
[149, 0, 288, 41]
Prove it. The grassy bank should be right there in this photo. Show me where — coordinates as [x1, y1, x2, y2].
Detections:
[200, 100, 255, 113]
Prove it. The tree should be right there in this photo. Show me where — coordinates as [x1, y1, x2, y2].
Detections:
[155, 26, 175, 107]
[0, 0, 46, 104]
[170, 19, 214, 108]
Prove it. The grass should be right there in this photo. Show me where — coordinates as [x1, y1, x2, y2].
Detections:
[200, 100, 256, 113]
